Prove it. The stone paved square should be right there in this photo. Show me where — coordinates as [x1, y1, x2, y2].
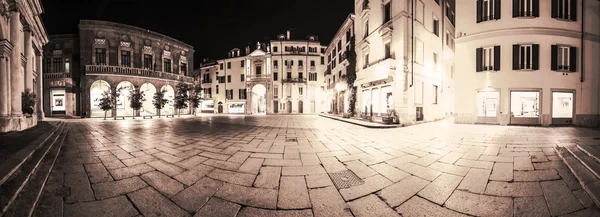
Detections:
[25, 116, 600, 216]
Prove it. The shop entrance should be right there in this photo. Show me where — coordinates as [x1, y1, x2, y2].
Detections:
[551, 91, 574, 125]
[476, 90, 499, 124]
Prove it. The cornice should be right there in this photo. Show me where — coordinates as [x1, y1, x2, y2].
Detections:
[456, 27, 600, 43]
[0, 39, 14, 57]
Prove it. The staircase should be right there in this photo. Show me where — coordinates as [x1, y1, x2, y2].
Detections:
[0, 122, 68, 217]
[555, 144, 600, 208]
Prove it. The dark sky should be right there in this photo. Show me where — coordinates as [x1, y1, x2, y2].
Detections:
[40, 0, 354, 68]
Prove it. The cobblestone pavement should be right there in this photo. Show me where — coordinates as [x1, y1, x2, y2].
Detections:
[36, 115, 600, 217]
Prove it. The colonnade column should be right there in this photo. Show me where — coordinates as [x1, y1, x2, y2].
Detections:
[36, 52, 44, 119]
[24, 27, 33, 91]
[0, 40, 13, 117]
[10, 10, 23, 116]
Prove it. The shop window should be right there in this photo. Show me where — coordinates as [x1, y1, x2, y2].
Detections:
[510, 91, 540, 118]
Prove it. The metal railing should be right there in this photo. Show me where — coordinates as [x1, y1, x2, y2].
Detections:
[43, 73, 71, 79]
[282, 78, 306, 83]
[85, 65, 195, 83]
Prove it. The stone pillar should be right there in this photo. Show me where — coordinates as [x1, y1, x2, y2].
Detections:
[36, 53, 44, 119]
[0, 40, 13, 117]
[23, 28, 33, 91]
[10, 11, 23, 116]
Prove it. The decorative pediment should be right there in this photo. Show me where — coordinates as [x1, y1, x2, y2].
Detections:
[360, 8, 370, 20]
[249, 49, 267, 57]
[120, 41, 131, 48]
[163, 50, 172, 58]
[143, 45, 152, 52]
[379, 25, 393, 43]
[94, 38, 106, 45]
[180, 56, 187, 62]
[359, 41, 370, 52]
[52, 50, 62, 55]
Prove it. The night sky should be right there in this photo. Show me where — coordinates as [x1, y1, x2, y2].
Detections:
[40, 0, 354, 68]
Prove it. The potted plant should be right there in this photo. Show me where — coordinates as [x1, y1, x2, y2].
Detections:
[21, 89, 36, 117]
[382, 109, 399, 124]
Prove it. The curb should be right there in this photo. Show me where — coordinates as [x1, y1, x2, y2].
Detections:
[318, 114, 400, 129]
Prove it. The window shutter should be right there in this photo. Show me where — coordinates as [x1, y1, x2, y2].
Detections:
[476, 48, 483, 72]
[569, 46, 577, 72]
[476, 0, 482, 23]
[512, 44, 520, 70]
[494, 46, 501, 71]
[494, 0, 501, 20]
[512, 0, 519, 17]
[551, 45, 558, 71]
[551, 0, 558, 18]
[533, 0, 540, 17]
[532, 44, 540, 70]
[570, 0, 577, 21]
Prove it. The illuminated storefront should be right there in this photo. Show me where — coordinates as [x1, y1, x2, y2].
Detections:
[228, 103, 246, 114]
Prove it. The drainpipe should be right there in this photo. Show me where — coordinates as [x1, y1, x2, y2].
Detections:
[580, 0, 584, 83]
[280, 38, 284, 112]
[410, 0, 415, 87]
[441, 0, 445, 93]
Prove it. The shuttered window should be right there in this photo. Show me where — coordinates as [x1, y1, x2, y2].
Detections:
[551, 45, 577, 72]
[477, 0, 501, 23]
[551, 0, 577, 21]
[475, 46, 500, 72]
[513, 0, 539, 18]
[512, 44, 539, 70]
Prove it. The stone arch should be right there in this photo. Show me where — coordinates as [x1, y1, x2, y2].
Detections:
[251, 84, 266, 114]
[116, 81, 134, 116]
[161, 85, 175, 115]
[90, 80, 110, 117]
[298, 100, 304, 114]
[286, 100, 292, 113]
[139, 83, 156, 116]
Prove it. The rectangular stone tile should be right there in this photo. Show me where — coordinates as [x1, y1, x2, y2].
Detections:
[573, 189, 595, 208]
[64, 172, 94, 203]
[283, 147, 300, 159]
[309, 186, 353, 217]
[418, 173, 463, 205]
[85, 163, 113, 183]
[530, 152, 549, 162]
[370, 163, 410, 182]
[461, 149, 484, 160]
[250, 153, 283, 159]
[301, 153, 321, 166]
[385, 154, 419, 167]
[92, 176, 148, 200]
[484, 181, 543, 197]
[254, 166, 281, 189]
[152, 152, 183, 163]
[412, 154, 443, 167]
[376, 175, 430, 207]
[227, 151, 251, 163]
[489, 162, 513, 181]
[305, 173, 333, 189]
[320, 157, 347, 173]
[238, 158, 264, 174]
[340, 175, 393, 201]
[396, 163, 442, 181]
[198, 151, 231, 161]
[478, 155, 513, 163]
[263, 159, 302, 167]
[175, 155, 208, 169]
[202, 159, 241, 171]
[56, 164, 85, 174]
[457, 168, 491, 194]
[109, 150, 134, 160]
[439, 152, 465, 164]
[282, 165, 327, 176]
[121, 154, 157, 167]
[445, 190, 513, 216]
[345, 160, 377, 179]
[514, 156, 535, 170]
[454, 159, 494, 169]
[514, 196, 551, 217]
[347, 194, 400, 217]
[482, 147, 500, 156]
[396, 196, 469, 217]
[428, 162, 470, 176]
[147, 160, 184, 177]
[128, 187, 190, 217]
[401, 148, 429, 157]
[237, 207, 313, 217]
[540, 180, 584, 216]
[207, 168, 256, 186]
[195, 197, 241, 217]
[172, 177, 223, 213]
[278, 176, 311, 209]
[214, 183, 278, 209]
[140, 171, 185, 198]
[317, 151, 349, 158]
[514, 169, 560, 181]
[173, 164, 214, 186]
[499, 151, 529, 157]
[99, 156, 126, 169]
[64, 196, 139, 217]
[108, 163, 155, 180]
[336, 153, 371, 162]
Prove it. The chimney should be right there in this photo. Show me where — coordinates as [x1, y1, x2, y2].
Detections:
[245, 46, 250, 54]
[286, 30, 291, 40]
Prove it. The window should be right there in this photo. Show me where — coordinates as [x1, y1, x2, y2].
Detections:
[121, 50, 131, 67]
[52, 58, 62, 72]
[226, 89, 233, 100]
[433, 52, 438, 70]
[274, 72, 278, 81]
[299, 87, 303, 95]
[446, 2, 456, 25]
[286, 86, 292, 97]
[384, 42, 391, 59]
[433, 17, 439, 36]
[240, 74, 245, 81]
[65, 58, 70, 73]
[216, 85, 219, 94]
[227, 62, 231, 69]
[552, 0, 576, 21]
[363, 20, 369, 38]
[310, 60, 315, 67]
[45, 58, 51, 73]
[476, 46, 500, 72]
[321, 48, 325, 54]
[256, 66, 262, 75]
[477, 0, 501, 22]
[241, 60, 244, 67]
[433, 85, 438, 104]
[274, 87, 279, 98]
[287, 72, 292, 79]
[143, 54, 153, 69]
[363, 0, 369, 9]
[274, 60, 278, 68]
[513, 0, 539, 17]
[346, 31, 351, 42]
[239, 89, 247, 99]
[298, 60, 303, 66]
[416, 39, 424, 64]
[309, 72, 317, 81]
[416, 1, 424, 24]
[273, 46, 278, 52]
[513, 44, 539, 70]
[227, 75, 231, 83]
[446, 31, 455, 50]
[364, 54, 369, 69]
[321, 56, 325, 65]
[383, 2, 391, 23]
[218, 76, 225, 83]
[95, 48, 106, 65]
[299, 72, 303, 80]
[552, 45, 577, 72]
[181, 63, 187, 75]
[164, 59, 172, 72]
[220, 63, 223, 70]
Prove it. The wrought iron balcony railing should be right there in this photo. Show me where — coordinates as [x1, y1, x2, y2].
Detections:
[282, 77, 306, 83]
[85, 65, 195, 83]
[43, 73, 71, 79]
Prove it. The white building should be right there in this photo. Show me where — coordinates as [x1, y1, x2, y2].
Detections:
[354, 0, 456, 124]
[454, 0, 600, 126]
[198, 30, 327, 114]
[324, 14, 356, 115]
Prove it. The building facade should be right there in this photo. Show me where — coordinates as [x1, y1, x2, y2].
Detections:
[454, 0, 600, 126]
[354, 0, 456, 124]
[324, 14, 356, 115]
[43, 20, 196, 118]
[0, 0, 48, 132]
[198, 30, 327, 114]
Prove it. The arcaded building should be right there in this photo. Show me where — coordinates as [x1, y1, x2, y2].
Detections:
[199, 30, 327, 114]
[0, 0, 49, 132]
[43, 20, 195, 118]
[454, 0, 600, 126]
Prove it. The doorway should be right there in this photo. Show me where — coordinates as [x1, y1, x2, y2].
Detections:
[286, 100, 292, 113]
[476, 90, 499, 124]
[51, 89, 66, 115]
[251, 84, 266, 114]
[551, 91, 575, 125]
[273, 101, 279, 113]
[298, 100, 303, 114]
[218, 102, 223, 113]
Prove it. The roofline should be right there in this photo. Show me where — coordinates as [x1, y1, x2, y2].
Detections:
[325, 14, 355, 54]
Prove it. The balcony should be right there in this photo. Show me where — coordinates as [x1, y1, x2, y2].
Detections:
[324, 68, 331, 75]
[282, 77, 306, 83]
[298, 65, 304, 70]
[202, 79, 213, 84]
[309, 66, 316, 71]
[43, 73, 71, 79]
[248, 74, 271, 79]
[85, 65, 195, 83]
[286, 65, 293, 70]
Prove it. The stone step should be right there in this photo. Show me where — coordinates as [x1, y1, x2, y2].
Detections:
[566, 145, 600, 180]
[0, 122, 66, 216]
[578, 145, 600, 164]
[555, 147, 600, 209]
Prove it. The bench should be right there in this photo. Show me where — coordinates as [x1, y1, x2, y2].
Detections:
[143, 116, 153, 119]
